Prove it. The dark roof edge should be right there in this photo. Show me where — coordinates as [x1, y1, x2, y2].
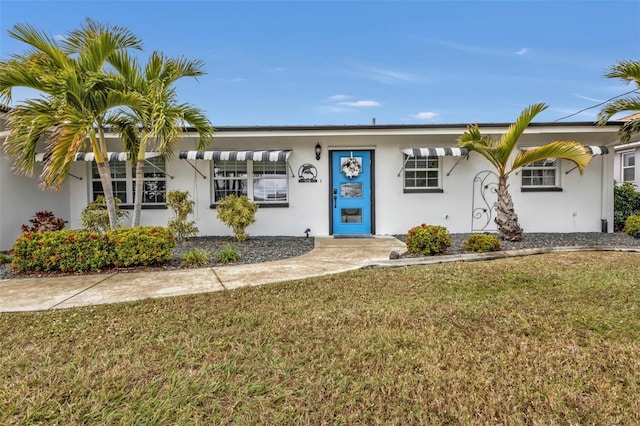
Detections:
[189, 121, 625, 132]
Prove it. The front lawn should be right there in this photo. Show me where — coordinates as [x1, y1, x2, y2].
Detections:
[1, 252, 639, 424]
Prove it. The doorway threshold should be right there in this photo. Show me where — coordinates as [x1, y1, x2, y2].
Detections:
[333, 234, 374, 239]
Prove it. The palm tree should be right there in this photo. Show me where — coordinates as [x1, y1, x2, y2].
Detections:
[109, 51, 214, 227]
[0, 19, 143, 229]
[597, 60, 640, 144]
[458, 103, 594, 242]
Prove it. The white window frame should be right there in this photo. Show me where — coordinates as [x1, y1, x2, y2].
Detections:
[622, 151, 635, 183]
[520, 148, 560, 191]
[91, 157, 167, 207]
[211, 159, 289, 206]
[402, 154, 442, 193]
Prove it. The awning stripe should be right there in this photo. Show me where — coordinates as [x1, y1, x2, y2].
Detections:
[401, 147, 469, 157]
[179, 150, 291, 162]
[585, 145, 609, 155]
[35, 152, 161, 162]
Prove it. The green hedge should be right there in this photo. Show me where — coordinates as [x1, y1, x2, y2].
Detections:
[11, 227, 176, 273]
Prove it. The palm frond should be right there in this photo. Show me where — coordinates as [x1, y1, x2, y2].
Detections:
[597, 97, 640, 124]
[181, 105, 215, 150]
[41, 121, 90, 189]
[62, 18, 143, 55]
[496, 103, 547, 165]
[106, 114, 140, 159]
[511, 141, 593, 175]
[6, 23, 67, 68]
[3, 101, 58, 175]
[604, 60, 640, 86]
[458, 124, 503, 172]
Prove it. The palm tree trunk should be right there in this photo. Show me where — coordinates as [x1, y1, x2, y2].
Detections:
[495, 175, 523, 242]
[131, 157, 145, 227]
[95, 160, 119, 230]
[93, 128, 118, 230]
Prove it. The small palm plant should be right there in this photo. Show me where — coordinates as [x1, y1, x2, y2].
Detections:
[458, 103, 593, 242]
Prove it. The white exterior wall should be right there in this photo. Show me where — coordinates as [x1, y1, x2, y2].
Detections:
[0, 154, 71, 251]
[48, 123, 624, 239]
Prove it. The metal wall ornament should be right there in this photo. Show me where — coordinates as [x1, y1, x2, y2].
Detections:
[341, 155, 362, 179]
[298, 163, 318, 182]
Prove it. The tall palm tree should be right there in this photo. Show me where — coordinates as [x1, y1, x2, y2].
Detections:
[458, 103, 593, 242]
[109, 51, 214, 227]
[597, 60, 640, 144]
[0, 19, 143, 229]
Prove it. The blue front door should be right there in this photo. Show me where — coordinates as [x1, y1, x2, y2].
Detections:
[331, 150, 373, 235]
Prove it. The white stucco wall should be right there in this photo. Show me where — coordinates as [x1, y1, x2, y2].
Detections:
[0, 154, 71, 251]
[50, 123, 625, 239]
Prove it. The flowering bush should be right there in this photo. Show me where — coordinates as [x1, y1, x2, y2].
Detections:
[11, 226, 175, 273]
[11, 230, 112, 272]
[406, 224, 451, 255]
[107, 226, 176, 267]
[624, 215, 640, 238]
[463, 233, 503, 253]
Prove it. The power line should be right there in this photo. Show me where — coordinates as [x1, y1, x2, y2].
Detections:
[554, 88, 639, 122]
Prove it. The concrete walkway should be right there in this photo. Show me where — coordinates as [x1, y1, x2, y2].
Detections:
[0, 236, 407, 312]
[3, 237, 639, 313]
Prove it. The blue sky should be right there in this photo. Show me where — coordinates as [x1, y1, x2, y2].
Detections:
[1, 1, 639, 126]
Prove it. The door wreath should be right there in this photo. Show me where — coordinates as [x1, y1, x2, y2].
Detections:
[342, 157, 362, 179]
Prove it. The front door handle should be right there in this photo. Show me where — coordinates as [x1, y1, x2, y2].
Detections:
[333, 188, 337, 209]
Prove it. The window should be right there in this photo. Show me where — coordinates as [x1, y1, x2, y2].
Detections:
[521, 155, 560, 191]
[91, 157, 167, 206]
[212, 159, 288, 206]
[212, 160, 248, 202]
[622, 152, 635, 182]
[403, 154, 441, 192]
[253, 160, 288, 204]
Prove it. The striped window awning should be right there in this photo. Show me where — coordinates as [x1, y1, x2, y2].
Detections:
[179, 150, 291, 162]
[585, 145, 609, 155]
[35, 151, 161, 162]
[401, 147, 469, 157]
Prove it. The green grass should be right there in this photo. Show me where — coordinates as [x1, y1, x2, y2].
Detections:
[2, 252, 640, 424]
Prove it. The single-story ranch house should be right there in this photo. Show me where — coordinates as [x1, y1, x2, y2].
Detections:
[0, 109, 628, 251]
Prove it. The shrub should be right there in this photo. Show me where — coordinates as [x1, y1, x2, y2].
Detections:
[166, 190, 199, 242]
[0, 252, 12, 265]
[463, 233, 503, 253]
[624, 215, 640, 238]
[217, 245, 240, 264]
[21, 211, 67, 233]
[107, 226, 176, 267]
[11, 230, 112, 273]
[81, 196, 129, 232]
[614, 181, 640, 232]
[405, 224, 451, 255]
[11, 227, 175, 273]
[181, 248, 209, 267]
[216, 195, 258, 241]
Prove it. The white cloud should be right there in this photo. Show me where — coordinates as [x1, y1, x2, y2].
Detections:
[328, 94, 353, 102]
[337, 100, 381, 108]
[515, 48, 529, 56]
[410, 111, 438, 120]
[362, 65, 423, 84]
[415, 37, 502, 55]
[572, 93, 603, 103]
